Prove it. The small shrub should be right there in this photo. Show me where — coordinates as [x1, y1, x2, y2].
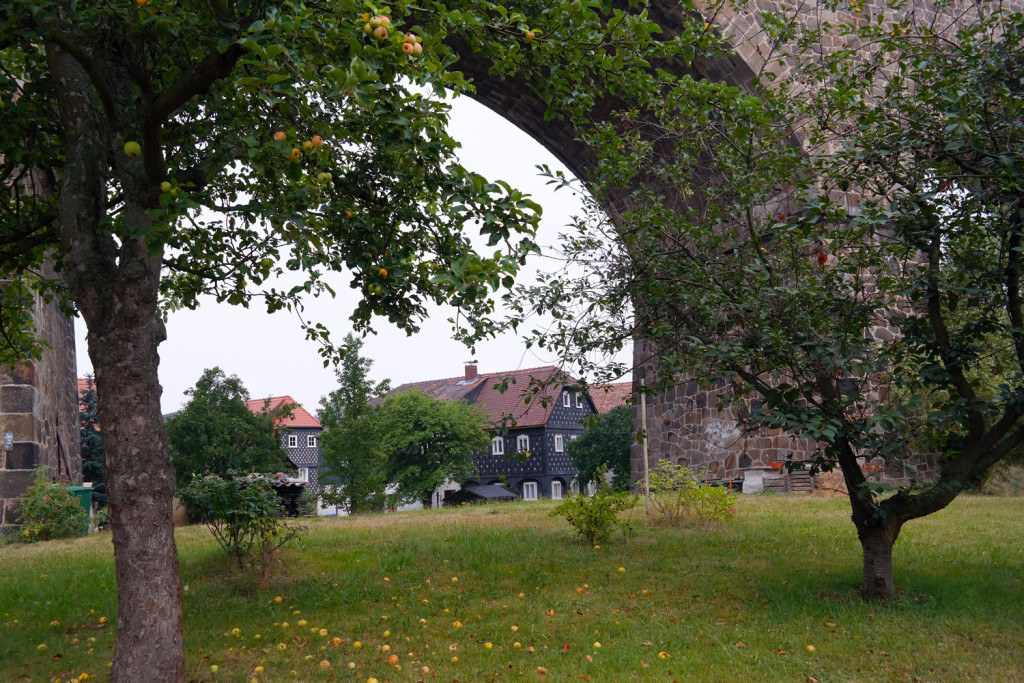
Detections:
[18, 468, 90, 542]
[550, 468, 638, 544]
[177, 472, 304, 575]
[647, 460, 737, 525]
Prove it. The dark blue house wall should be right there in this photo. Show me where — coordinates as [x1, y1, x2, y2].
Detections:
[282, 426, 323, 487]
[470, 389, 596, 499]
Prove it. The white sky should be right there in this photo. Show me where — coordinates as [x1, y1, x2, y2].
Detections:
[74, 97, 632, 415]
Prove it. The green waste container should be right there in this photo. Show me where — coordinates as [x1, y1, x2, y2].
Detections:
[68, 486, 93, 515]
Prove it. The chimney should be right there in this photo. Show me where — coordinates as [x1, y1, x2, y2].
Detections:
[464, 361, 478, 382]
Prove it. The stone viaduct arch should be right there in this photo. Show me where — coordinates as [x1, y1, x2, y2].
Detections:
[453, 0, 810, 485]
[456, 0, 986, 487]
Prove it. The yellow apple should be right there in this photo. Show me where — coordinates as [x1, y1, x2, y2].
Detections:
[123, 141, 141, 157]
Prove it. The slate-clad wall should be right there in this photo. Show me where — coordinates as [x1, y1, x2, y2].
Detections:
[283, 426, 322, 487]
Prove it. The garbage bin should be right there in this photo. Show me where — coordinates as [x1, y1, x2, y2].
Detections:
[68, 486, 93, 516]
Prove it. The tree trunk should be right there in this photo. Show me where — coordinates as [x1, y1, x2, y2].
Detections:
[90, 318, 183, 681]
[46, 37, 185, 681]
[856, 520, 902, 600]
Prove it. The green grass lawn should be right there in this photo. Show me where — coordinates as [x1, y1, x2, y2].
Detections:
[2, 494, 1022, 682]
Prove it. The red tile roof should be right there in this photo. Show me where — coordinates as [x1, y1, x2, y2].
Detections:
[244, 396, 322, 428]
[590, 382, 634, 414]
[390, 365, 579, 429]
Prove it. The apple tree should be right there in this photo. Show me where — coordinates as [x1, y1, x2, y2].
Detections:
[0, 0, 683, 677]
[510, 0, 1024, 600]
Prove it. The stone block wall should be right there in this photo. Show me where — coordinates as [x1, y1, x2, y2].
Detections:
[0, 271, 80, 528]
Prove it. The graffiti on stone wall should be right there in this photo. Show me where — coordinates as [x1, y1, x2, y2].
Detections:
[702, 419, 741, 454]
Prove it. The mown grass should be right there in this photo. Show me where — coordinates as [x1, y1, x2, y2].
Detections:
[1, 495, 1022, 682]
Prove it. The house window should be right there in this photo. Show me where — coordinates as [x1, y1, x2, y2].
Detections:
[287, 434, 298, 448]
[517, 434, 529, 452]
[491, 436, 504, 455]
[307, 435, 318, 448]
[554, 434, 564, 452]
[562, 391, 571, 408]
[298, 468, 309, 482]
[551, 480, 563, 500]
[522, 481, 538, 501]
[575, 393, 584, 408]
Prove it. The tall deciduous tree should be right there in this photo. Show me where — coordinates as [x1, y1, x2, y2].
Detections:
[318, 333, 391, 513]
[166, 367, 293, 488]
[567, 405, 631, 492]
[0, 1, 677, 676]
[512, 1, 1024, 600]
[379, 388, 488, 506]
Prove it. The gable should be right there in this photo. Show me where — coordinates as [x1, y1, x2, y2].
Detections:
[244, 395, 322, 429]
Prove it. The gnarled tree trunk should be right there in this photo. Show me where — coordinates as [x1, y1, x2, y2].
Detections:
[47, 37, 185, 682]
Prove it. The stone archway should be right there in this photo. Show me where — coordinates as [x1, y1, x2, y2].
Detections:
[449, 0, 775, 484]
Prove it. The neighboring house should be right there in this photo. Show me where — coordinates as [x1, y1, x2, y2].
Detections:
[243, 396, 323, 487]
[389, 363, 597, 502]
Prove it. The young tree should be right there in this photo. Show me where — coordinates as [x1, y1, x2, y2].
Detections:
[378, 389, 489, 506]
[318, 333, 391, 513]
[512, 1, 1024, 599]
[566, 405, 631, 492]
[166, 368, 293, 488]
[79, 374, 105, 506]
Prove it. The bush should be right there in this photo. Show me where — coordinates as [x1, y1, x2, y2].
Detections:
[647, 460, 737, 525]
[550, 468, 638, 544]
[177, 472, 304, 575]
[18, 468, 90, 542]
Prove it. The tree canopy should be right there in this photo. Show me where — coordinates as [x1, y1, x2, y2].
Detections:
[318, 332, 391, 513]
[566, 405, 631, 492]
[379, 388, 489, 506]
[512, 1, 1024, 599]
[166, 367, 294, 488]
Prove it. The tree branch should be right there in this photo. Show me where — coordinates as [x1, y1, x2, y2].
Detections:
[150, 43, 246, 123]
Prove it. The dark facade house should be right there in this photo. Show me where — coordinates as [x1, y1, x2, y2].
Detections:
[244, 396, 323, 487]
[388, 363, 597, 501]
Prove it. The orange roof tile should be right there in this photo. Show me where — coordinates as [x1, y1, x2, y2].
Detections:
[390, 365, 580, 429]
[590, 382, 633, 413]
[244, 395, 322, 428]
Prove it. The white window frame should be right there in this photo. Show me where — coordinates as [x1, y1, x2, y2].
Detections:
[551, 480, 563, 500]
[491, 436, 504, 455]
[517, 434, 529, 453]
[562, 391, 571, 408]
[554, 434, 564, 452]
[297, 468, 309, 482]
[575, 393, 584, 408]
[307, 434, 318, 448]
[522, 481, 538, 501]
[287, 434, 298, 448]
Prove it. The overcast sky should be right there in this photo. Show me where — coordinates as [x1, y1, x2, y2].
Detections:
[74, 96, 632, 415]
